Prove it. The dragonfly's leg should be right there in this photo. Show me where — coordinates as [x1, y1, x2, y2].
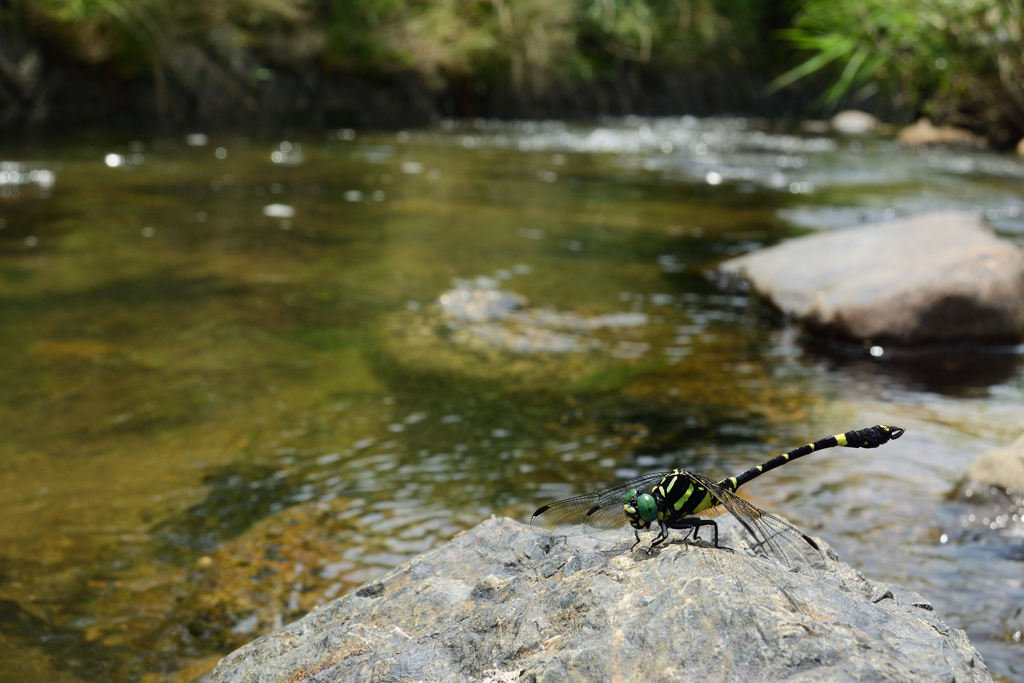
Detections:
[665, 519, 697, 545]
[666, 518, 699, 540]
[677, 519, 719, 547]
[630, 528, 642, 552]
[646, 521, 670, 553]
[691, 519, 718, 547]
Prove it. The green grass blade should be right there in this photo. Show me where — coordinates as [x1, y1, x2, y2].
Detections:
[767, 38, 855, 93]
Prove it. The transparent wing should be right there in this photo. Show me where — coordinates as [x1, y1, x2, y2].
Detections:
[530, 472, 668, 537]
[688, 471, 828, 573]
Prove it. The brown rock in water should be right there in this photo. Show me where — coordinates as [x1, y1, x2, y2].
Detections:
[1016, 138, 1024, 157]
[898, 118, 983, 147]
[965, 433, 1024, 492]
[719, 211, 1024, 346]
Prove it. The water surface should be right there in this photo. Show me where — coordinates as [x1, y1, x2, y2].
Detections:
[1, 119, 1023, 682]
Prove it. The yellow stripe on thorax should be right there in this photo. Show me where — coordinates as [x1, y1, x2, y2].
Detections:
[673, 482, 695, 511]
[691, 489, 713, 513]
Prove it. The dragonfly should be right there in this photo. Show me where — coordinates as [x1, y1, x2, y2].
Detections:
[531, 425, 905, 570]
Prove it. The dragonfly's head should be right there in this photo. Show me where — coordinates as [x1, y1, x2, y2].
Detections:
[624, 488, 658, 529]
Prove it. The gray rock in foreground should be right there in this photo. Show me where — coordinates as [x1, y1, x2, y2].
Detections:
[208, 516, 989, 683]
[720, 211, 1024, 346]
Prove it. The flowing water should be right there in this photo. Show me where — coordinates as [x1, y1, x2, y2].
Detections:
[1, 118, 1023, 682]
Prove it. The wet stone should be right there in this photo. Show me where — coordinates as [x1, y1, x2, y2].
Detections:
[208, 517, 991, 683]
[382, 284, 671, 387]
[830, 110, 879, 135]
[438, 288, 527, 323]
[898, 118, 984, 148]
[965, 432, 1024, 492]
[719, 211, 1024, 346]
[435, 286, 651, 354]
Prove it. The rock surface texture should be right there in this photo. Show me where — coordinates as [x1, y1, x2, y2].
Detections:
[966, 432, 1024, 492]
[719, 211, 1024, 346]
[208, 516, 989, 683]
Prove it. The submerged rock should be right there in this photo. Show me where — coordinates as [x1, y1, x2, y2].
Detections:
[965, 432, 1024, 492]
[719, 211, 1024, 346]
[208, 516, 989, 683]
[439, 288, 528, 323]
[898, 118, 983, 147]
[433, 285, 651, 355]
[830, 110, 879, 135]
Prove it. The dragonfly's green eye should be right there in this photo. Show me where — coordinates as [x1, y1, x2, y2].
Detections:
[636, 493, 658, 522]
[625, 488, 638, 504]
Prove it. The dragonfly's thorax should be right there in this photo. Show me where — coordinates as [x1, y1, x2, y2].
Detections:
[652, 470, 716, 524]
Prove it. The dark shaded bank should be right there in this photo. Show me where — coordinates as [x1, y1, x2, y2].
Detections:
[1, 48, 839, 133]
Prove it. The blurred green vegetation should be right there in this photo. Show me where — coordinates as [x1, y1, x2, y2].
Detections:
[772, 0, 1024, 144]
[2, 0, 1024, 142]
[3, 0, 770, 94]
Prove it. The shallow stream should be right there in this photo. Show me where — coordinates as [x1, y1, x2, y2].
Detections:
[1, 118, 1023, 681]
